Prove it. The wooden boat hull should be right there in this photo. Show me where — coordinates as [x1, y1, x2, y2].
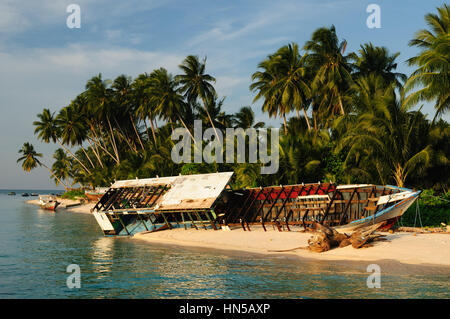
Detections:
[90, 172, 422, 236]
[85, 193, 103, 202]
[335, 190, 420, 233]
[39, 201, 60, 211]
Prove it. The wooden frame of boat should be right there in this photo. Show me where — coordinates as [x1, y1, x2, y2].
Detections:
[91, 172, 421, 236]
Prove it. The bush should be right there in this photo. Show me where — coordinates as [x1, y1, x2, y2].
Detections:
[399, 189, 450, 227]
[61, 189, 87, 200]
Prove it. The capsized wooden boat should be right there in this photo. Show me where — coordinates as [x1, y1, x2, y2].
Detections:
[39, 195, 60, 211]
[91, 172, 420, 236]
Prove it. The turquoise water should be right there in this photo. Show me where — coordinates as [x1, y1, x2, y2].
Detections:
[0, 190, 449, 298]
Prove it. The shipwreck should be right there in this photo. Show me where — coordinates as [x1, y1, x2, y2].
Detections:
[91, 172, 421, 236]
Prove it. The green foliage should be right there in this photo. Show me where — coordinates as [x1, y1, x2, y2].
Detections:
[180, 163, 215, 175]
[61, 189, 86, 200]
[22, 6, 449, 193]
[399, 189, 450, 227]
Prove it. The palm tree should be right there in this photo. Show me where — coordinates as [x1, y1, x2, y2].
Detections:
[351, 43, 407, 88]
[270, 43, 312, 130]
[147, 68, 198, 144]
[112, 74, 144, 152]
[17, 143, 68, 188]
[406, 4, 450, 119]
[233, 106, 265, 129]
[250, 58, 284, 130]
[85, 74, 120, 163]
[51, 148, 72, 187]
[338, 85, 432, 187]
[56, 105, 95, 169]
[133, 73, 158, 145]
[304, 25, 354, 118]
[175, 55, 219, 139]
[196, 95, 234, 130]
[33, 108, 91, 174]
[70, 94, 104, 168]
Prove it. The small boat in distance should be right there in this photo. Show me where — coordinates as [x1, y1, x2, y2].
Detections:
[8, 192, 16, 195]
[22, 193, 30, 197]
[30, 193, 38, 196]
[39, 195, 60, 211]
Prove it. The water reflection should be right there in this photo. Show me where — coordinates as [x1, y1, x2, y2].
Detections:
[90, 237, 115, 279]
[0, 192, 449, 298]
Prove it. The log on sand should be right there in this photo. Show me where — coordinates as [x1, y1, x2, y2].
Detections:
[269, 221, 388, 253]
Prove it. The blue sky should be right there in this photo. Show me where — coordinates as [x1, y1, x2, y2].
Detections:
[0, 0, 447, 189]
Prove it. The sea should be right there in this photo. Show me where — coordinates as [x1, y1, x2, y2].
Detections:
[0, 190, 448, 298]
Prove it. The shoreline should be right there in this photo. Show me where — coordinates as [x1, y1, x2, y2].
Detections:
[24, 200, 450, 269]
[25, 198, 95, 214]
[133, 227, 450, 269]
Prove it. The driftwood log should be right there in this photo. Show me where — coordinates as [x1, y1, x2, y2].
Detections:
[269, 221, 388, 253]
[307, 221, 388, 252]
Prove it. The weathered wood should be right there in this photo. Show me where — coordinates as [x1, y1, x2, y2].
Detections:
[273, 221, 388, 253]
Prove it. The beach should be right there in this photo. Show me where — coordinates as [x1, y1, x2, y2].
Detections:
[24, 198, 450, 268]
[134, 226, 450, 267]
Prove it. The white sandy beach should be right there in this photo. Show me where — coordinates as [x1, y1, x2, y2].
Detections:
[134, 226, 450, 267]
[24, 199, 450, 267]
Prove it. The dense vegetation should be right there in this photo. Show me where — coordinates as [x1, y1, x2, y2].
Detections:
[18, 5, 449, 204]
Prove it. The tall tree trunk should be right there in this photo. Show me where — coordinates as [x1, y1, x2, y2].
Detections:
[313, 111, 318, 132]
[302, 107, 311, 130]
[56, 139, 91, 174]
[148, 117, 158, 146]
[106, 116, 120, 163]
[338, 96, 345, 116]
[283, 113, 287, 135]
[177, 115, 196, 144]
[86, 137, 104, 168]
[42, 163, 68, 190]
[129, 114, 145, 152]
[80, 146, 95, 169]
[202, 97, 220, 142]
[88, 137, 119, 164]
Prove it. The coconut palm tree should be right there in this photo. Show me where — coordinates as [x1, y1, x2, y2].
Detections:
[111, 74, 144, 152]
[149, 68, 195, 142]
[56, 105, 95, 169]
[196, 95, 233, 131]
[406, 4, 450, 119]
[33, 108, 91, 174]
[51, 148, 72, 187]
[251, 53, 292, 134]
[175, 55, 219, 139]
[17, 143, 68, 188]
[351, 43, 407, 88]
[70, 94, 104, 168]
[85, 74, 120, 163]
[233, 106, 265, 129]
[133, 73, 158, 145]
[338, 85, 432, 187]
[270, 43, 312, 130]
[304, 25, 354, 118]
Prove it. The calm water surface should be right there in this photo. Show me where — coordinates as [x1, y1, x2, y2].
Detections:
[0, 190, 448, 298]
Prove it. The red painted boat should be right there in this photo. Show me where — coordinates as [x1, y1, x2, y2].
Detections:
[39, 195, 60, 211]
